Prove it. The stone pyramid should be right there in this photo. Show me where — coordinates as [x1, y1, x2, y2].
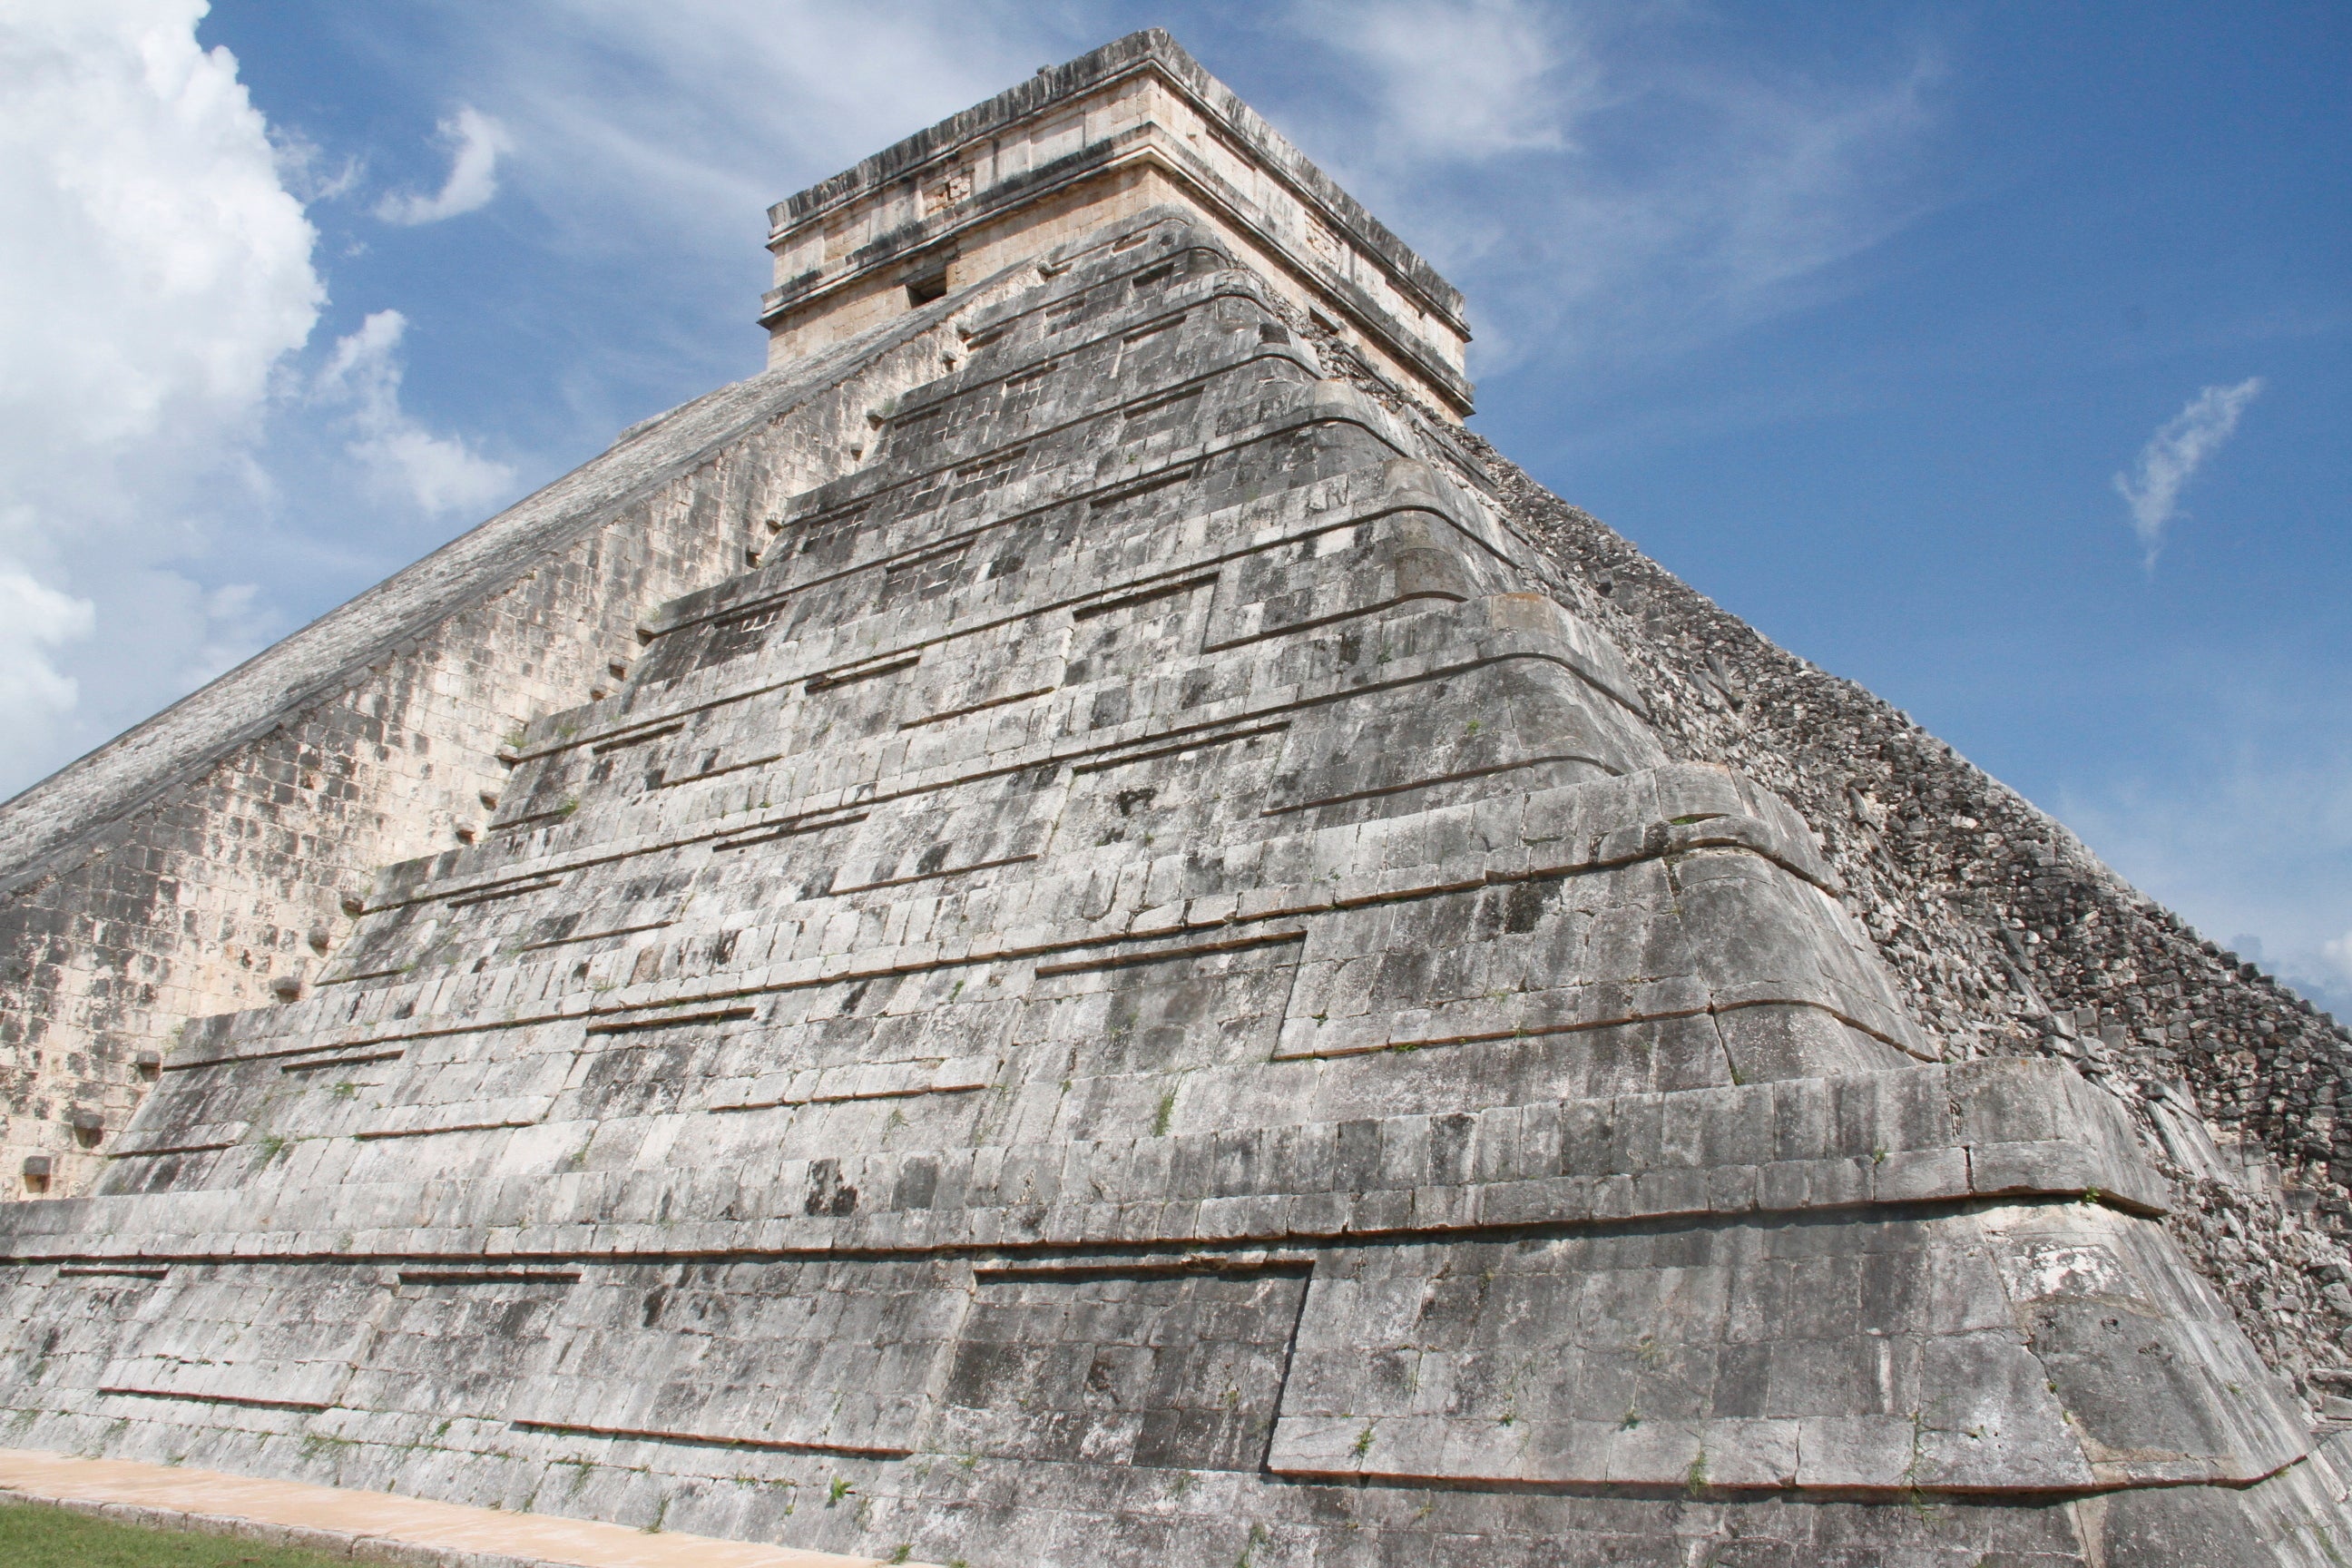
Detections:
[5, 30, 2350, 1568]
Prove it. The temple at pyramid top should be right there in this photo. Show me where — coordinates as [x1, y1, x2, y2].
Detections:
[756, 29, 1475, 416]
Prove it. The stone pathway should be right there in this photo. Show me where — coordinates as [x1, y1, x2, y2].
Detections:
[0, 1447, 918, 1567]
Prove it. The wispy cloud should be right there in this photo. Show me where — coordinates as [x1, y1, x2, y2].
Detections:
[270, 123, 362, 204]
[0, 559, 93, 730]
[456, 1, 1059, 242]
[2112, 377, 2263, 567]
[314, 310, 516, 514]
[1271, 0, 1939, 375]
[1296, 0, 1578, 161]
[2325, 931, 2352, 994]
[376, 106, 511, 225]
[2057, 655, 2352, 1021]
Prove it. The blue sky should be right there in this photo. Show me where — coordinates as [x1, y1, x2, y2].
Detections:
[1, 1, 2345, 1013]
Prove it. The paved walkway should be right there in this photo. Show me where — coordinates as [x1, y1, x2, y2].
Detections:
[0, 1447, 926, 1568]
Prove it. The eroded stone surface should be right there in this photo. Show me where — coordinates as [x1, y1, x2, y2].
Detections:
[2, 32, 2348, 1568]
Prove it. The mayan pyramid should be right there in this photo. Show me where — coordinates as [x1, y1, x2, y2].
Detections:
[5, 30, 2352, 1567]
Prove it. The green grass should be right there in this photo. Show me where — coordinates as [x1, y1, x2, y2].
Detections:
[0, 1501, 348, 1567]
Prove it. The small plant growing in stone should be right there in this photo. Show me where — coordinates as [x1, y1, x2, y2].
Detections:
[828, 1476, 854, 1507]
[1352, 1422, 1375, 1457]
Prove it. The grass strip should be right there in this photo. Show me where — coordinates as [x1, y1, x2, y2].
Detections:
[0, 1499, 348, 1567]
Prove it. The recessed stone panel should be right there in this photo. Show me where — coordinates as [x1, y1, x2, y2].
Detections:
[1267, 1210, 2296, 1493]
[935, 1264, 1308, 1471]
[511, 1259, 970, 1457]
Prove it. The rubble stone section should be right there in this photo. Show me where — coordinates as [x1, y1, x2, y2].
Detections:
[3, 203, 2348, 1564]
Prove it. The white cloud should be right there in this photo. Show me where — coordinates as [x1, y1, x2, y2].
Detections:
[315, 311, 516, 514]
[2112, 377, 2263, 566]
[0, 0, 322, 791]
[376, 106, 511, 226]
[0, 0, 320, 449]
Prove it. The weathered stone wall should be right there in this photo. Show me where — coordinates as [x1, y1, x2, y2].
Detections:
[3, 27, 2347, 1561]
[2, 206, 2343, 1567]
[0, 290, 1013, 1196]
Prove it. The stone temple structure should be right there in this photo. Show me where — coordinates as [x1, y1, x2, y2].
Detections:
[5, 29, 2352, 1566]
